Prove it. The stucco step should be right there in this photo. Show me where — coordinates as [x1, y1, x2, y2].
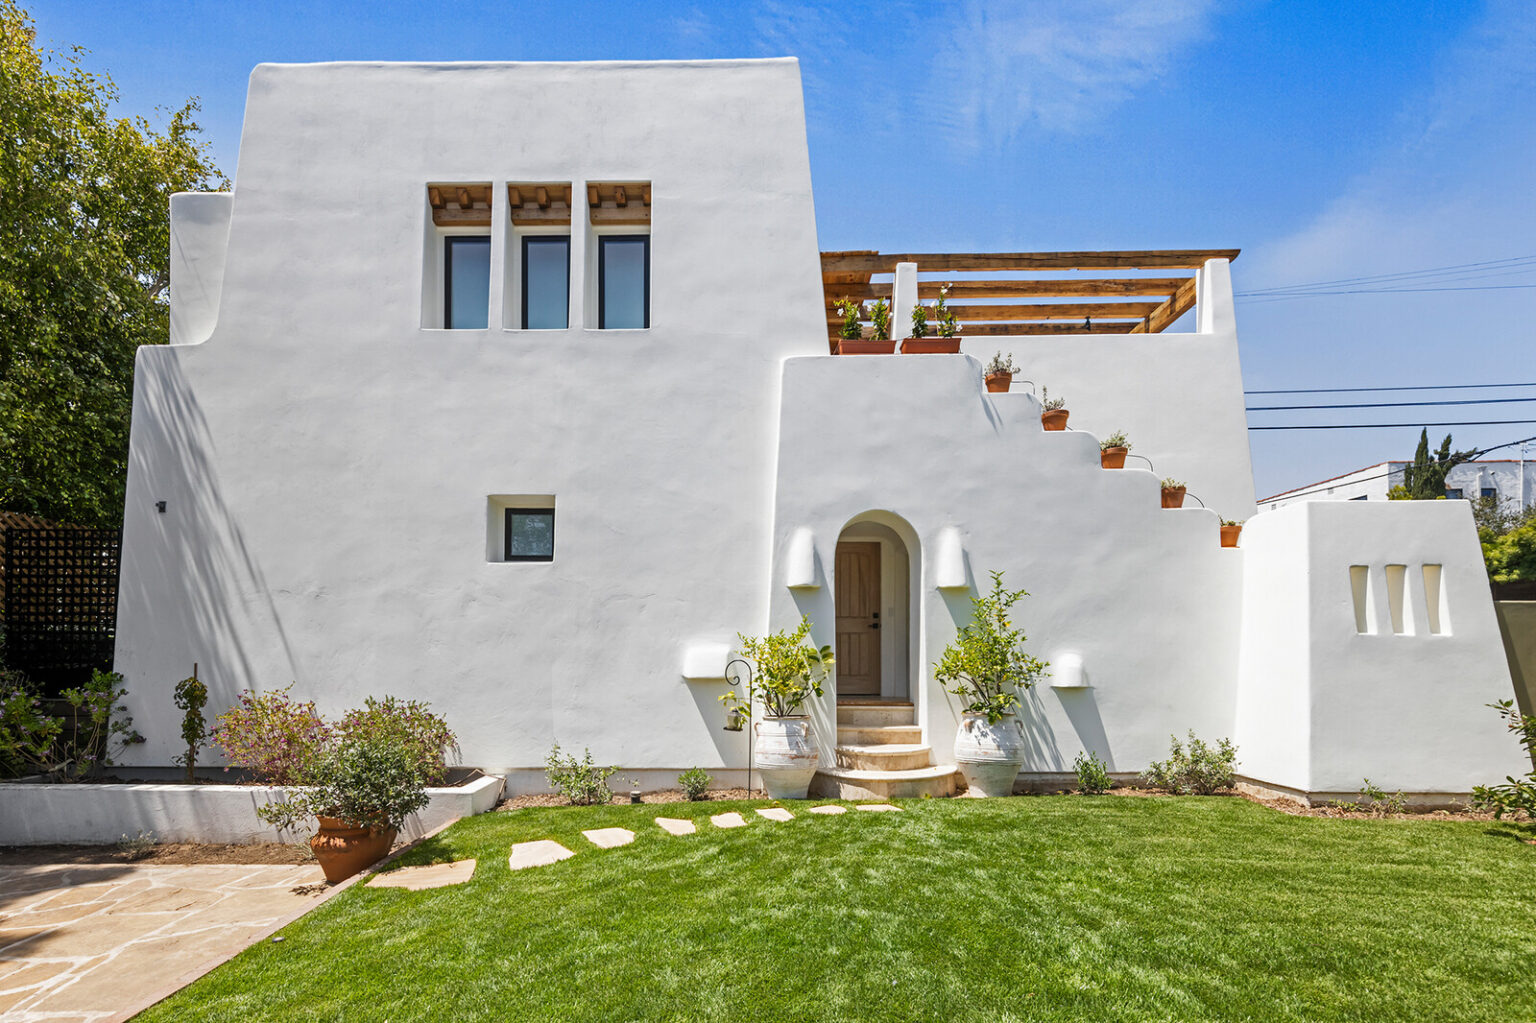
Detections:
[836, 725, 923, 746]
[834, 744, 933, 771]
[836, 703, 916, 727]
[809, 764, 961, 800]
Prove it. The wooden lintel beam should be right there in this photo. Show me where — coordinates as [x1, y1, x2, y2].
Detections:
[823, 278, 1186, 300]
[1130, 276, 1198, 333]
[536, 186, 549, 208]
[508, 187, 522, 207]
[428, 187, 442, 207]
[953, 322, 1146, 336]
[588, 184, 600, 207]
[457, 188, 471, 208]
[432, 208, 492, 227]
[820, 250, 1240, 274]
[946, 301, 1162, 322]
[589, 207, 650, 226]
[641, 185, 651, 206]
[510, 208, 572, 226]
[614, 185, 628, 206]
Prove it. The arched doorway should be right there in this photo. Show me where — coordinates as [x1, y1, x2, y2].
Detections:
[834, 515, 916, 701]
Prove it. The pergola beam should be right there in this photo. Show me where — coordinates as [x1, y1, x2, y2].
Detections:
[821, 249, 1240, 274]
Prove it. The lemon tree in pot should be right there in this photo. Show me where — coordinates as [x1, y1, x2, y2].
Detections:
[256, 733, 430, 883]
[935, 571, 1048, 797]
[720, 616, 833, 799]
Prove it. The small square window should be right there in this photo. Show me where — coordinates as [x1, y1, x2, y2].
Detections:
[1445, 488, 1464, 500]
[504, 508, 554, 562]
[1481, 486, 1497, 499]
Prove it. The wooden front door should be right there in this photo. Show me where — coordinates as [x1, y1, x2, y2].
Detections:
[835, 542, 881, 696]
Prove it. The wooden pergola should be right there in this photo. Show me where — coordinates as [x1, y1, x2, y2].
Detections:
[821, 249, 1239, 352]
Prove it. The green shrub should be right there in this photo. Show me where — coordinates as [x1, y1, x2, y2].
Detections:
[933, 570, 1048, 723]
[910, 301, 929, 339]
[934, 283, 958, 338]
[723, 616, 833, 720]
[335, 696, 458, 786]
[52, 670, 143, 781]
[1144, 732, 1237, 795]
[1040, 386, 1066, 411]
[1100, 431, 1130, 451]
[1, 676, 60, 778]
[866, 298, 891, 341]
[546, 744, 618, 805]
[678, 767, 712, 801]
[172, 668, 208, 781]
[835, 298, 862, 340]
[1074, 751, 1111, 794]
[1472, 700, 1536, 819]
[257, 733, 431, 833]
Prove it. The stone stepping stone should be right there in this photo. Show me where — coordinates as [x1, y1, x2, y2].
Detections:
[755, 807, 794, 822]
[509, 840, 575, 871]
[582, 827, 635, 849]
[807, 804, 847, 815]
[655, 818, 697, 836]
[369, 859, 477, 890]
[710, 812, 749, 829]
[855, 803, 902, 812]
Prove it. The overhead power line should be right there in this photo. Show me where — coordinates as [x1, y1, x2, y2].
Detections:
[1246, 382, 1536, 395]
[1249, 419, 1536, 431]
[1236, 254, 1536, 300]
[1247, 396, 1536, 411]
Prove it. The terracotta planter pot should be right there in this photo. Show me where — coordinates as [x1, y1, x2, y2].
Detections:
[1220, 523, 1243, 548]
[1041, 409, 1069, 431]
[835, 338, 896, 355]
[984, 372, 1012, 393]
[1161, 486, 1186, 508]
[1100, 446, 1128, 469]
[310, 817, 396, 883]
[900, 337, 962, 354]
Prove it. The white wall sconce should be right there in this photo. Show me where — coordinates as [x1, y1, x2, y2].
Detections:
[785, 527, 820, 589]
[935, 527, 969, 591]
[1050, 652, 1087, 688]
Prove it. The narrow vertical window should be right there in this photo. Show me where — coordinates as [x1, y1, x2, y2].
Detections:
[444, 236, 491, 329]
[1421, 564, 1446, 635]
[504, 508, 555, 562]
[1385, 564, 1412, 635]
[1349, 565, 1374, 634]
[599, 235, 650, 329]
[522, 236, 570, 329]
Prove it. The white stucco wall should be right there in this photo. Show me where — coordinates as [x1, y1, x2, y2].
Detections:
[1235, 500, 1526, 796]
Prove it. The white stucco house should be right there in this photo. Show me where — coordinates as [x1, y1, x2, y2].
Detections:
[111, 58, 1526, 804]
[1261, 458, 1535, 512]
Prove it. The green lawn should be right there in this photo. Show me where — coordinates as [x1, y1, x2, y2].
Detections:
[136, 796, 1536, 1022]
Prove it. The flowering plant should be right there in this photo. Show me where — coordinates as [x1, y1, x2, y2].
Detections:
[211, 685, 329, 785]
[835, 298, 863, 340]
[935, 283, 959, 338]
[865, 298, 891, 342]
[256, 733, 431, 833]
[910, 301, 929, 339]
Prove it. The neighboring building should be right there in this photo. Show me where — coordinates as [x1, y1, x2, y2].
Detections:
[112, 59, 1526, 804]
[1261, 459, 1535, 513]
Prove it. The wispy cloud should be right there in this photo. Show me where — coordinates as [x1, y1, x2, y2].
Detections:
[922, 0, 1217, 145]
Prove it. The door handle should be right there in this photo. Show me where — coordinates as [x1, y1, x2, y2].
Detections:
[869, 623, 880, 629]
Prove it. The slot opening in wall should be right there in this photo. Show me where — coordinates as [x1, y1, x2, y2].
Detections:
[1384, 564, 1412, 635]
[1349, 565, 1374, 634]
[1421, 564, 1447, 635]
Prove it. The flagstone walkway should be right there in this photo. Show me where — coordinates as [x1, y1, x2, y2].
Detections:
[0, 862, 328, 1022]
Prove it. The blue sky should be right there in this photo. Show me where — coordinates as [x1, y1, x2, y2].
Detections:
[28, 0, 1536, 497]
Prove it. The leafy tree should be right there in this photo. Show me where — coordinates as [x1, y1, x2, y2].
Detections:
[0, 1, 224, 526]
[1397, 428, 1475, 501]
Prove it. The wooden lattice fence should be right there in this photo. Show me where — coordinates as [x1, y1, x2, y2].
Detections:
[0, 520, 122, 695]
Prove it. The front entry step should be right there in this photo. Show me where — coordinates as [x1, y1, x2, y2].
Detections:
[809, 764, 963, 800]
[836, 702, 915, 728]
[834, 744, 934, 771]
[837, 724, 922, 746]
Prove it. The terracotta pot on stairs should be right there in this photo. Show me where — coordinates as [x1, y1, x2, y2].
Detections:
[836, 338, 896, 355]
[1100, 446, 1128, 469]
[1041, 409, 1069, 431]
[1161, 485, 1186, 508]
[985, 372, 1012, 393]
[900, 337, 961, 354]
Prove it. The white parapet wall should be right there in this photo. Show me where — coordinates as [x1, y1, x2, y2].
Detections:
[0, 774, 503, 845]
[1234, 500, 1527, 801]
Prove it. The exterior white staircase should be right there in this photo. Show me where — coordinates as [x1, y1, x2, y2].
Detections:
[809, 700, 962, 799]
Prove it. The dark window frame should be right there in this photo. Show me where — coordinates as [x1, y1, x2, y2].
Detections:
[521, 235, 571, 330]
[503, 507, 555, 562]
[597, 234, 650, 329]
[1445, 488, 1465, 500]
[443, 235, 491, 329]
[1481, 486, 1498, 499]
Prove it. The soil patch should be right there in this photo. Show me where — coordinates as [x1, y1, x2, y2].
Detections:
[0, 842, 316, 866]
[499, 787, 764, 810]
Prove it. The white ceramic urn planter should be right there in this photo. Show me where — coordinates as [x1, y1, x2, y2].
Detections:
[753, 716, 820, 799]
[954, 711, 1025, 797]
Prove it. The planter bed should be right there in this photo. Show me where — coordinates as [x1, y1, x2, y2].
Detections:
[0, 771, 503, 846]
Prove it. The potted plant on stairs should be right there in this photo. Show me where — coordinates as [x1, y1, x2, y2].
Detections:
[1100, 431, 1130, 468]
[1161, 478, 1186, 508]
[1040, 387, 1068, 431]
[255, 732, 430, 883]
[984, 351, 1016, 393]
[722, 616, 833, 799]
[1220, 518, 1244, 547]
[934, 570, 1048, 797]
[834, 297, 894, 355]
